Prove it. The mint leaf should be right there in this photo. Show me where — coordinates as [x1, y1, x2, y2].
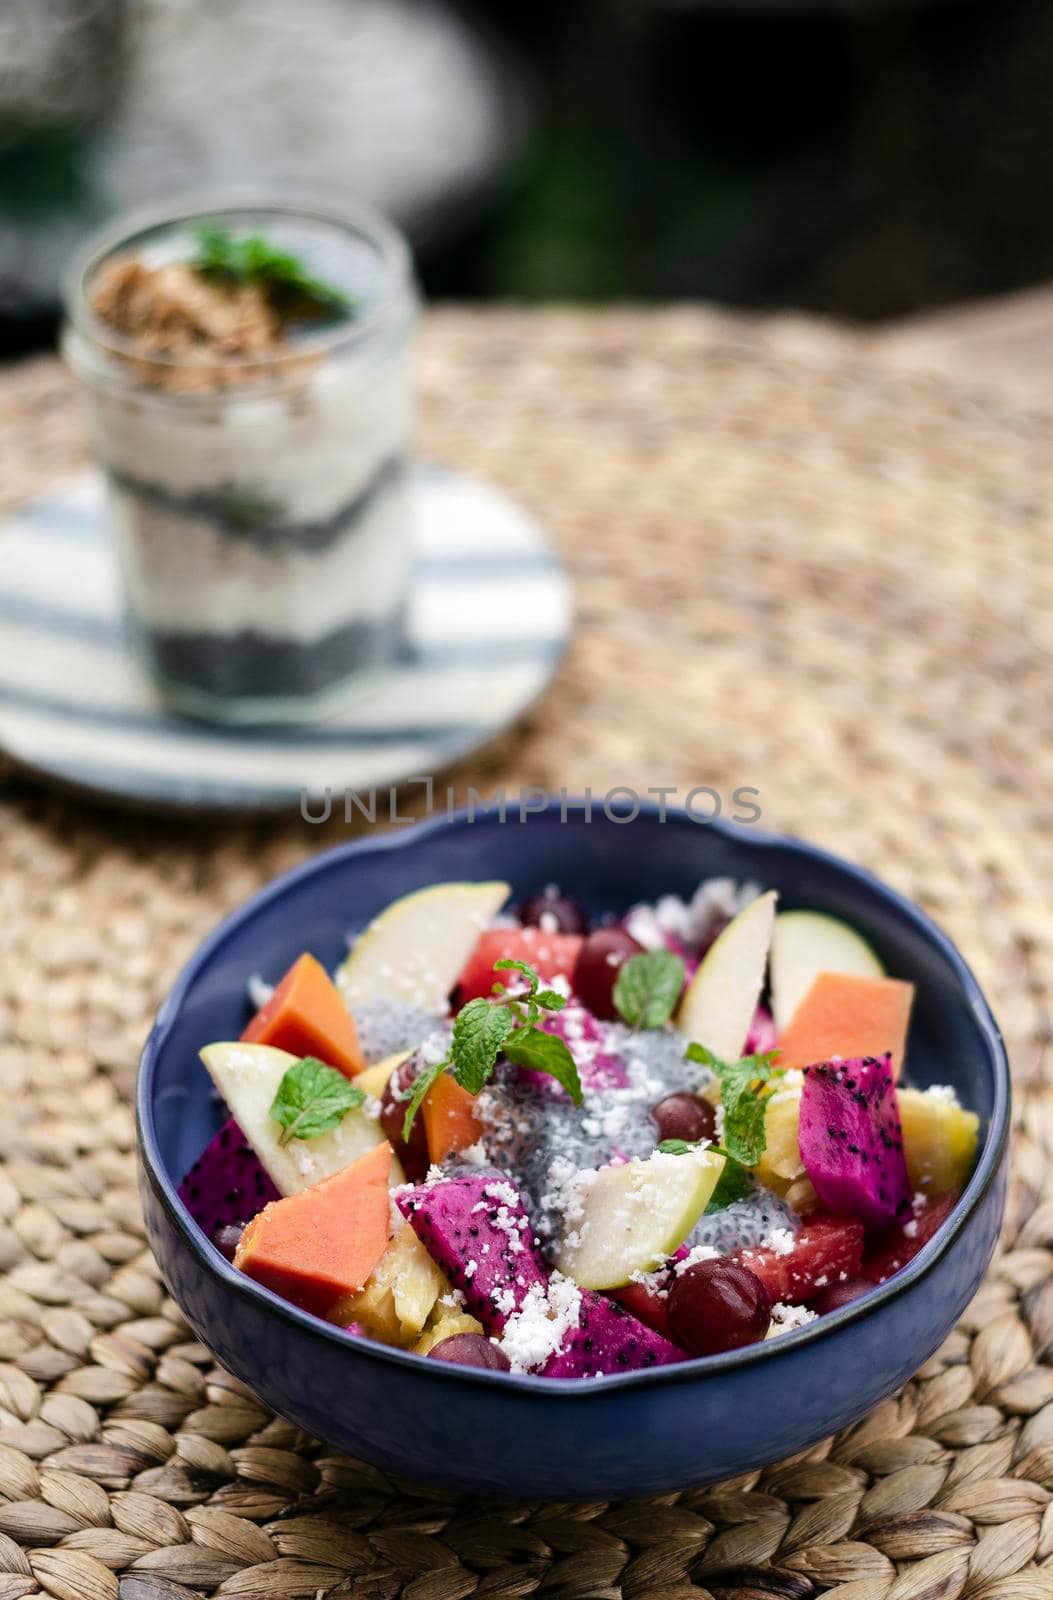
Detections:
[400, 957, 583, 1140]
[614, 949, 686, 1029]
[705, 1151, 751, 1212]
[401, 1057, 447, 1144]
[685, 1043, 782, 1166]
[449, 999, 516, 1096]
[493, 956, 540, 992]
[492, 957, 568, 1024]
[503, 1027, 583, 1104]
[194, 224, 352, 320]
[657, 1138, 694, 1155]
[269, 1057, 365, 1146]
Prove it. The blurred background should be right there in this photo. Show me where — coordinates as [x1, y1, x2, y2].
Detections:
[1, 0, 1050, 356]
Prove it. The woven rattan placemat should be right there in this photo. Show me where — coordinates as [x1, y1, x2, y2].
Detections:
[0, 311, 1050, 1600]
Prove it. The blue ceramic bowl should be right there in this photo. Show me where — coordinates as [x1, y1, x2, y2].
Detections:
[137, 804, 1009, 1499]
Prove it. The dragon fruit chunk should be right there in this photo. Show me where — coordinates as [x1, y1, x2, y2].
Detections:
[798, 1054, 911, 1231]
[542, 1290, 686, 1378]
[177, 1116, 280, 1237]
[540, 1003, 629, 1091]
[745, 1003, 777, 1055]
[397, 1173, 547, 1334]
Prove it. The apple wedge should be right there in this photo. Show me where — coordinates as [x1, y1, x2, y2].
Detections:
[200, 1042, 402, 1197]
[770, 910, 883, 1031]
[336, 881, 510, 1014]
[677, 889, 777, 1060]
[555, 1146, 726, 1290]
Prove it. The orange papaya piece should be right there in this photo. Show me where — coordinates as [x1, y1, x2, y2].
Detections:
[777, 972, 914, 1078]
[242, 952, 366, 1078]
[234, 1142, 392, 1314]
[423, 1074, 484, 1164]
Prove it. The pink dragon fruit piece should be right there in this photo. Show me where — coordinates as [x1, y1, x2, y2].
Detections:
[538, 1003, 629, 1091]
[542, 1290, 686, 1377]
[798, 1054, 911, 1232]
[397, 1173, 548, 1334]
[177, 1117, 280, 1239]
[745, 1003, 777, 1054]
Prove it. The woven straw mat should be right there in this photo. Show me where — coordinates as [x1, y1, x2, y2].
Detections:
[0, 310, 1049, 1600]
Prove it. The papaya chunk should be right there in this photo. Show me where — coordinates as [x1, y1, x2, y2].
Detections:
[422, 1074, 484, 1165]
[234, 1142, 392, 1315]
[776, 972, 914, 1079]
[242, 952, 366, 1078]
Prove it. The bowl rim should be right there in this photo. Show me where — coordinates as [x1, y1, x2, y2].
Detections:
[137, 801, 1011, 1395]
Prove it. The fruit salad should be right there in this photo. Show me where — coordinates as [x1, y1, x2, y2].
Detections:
[177, 879, 981, 1379]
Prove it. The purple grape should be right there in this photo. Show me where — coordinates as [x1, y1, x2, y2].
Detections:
[651, 1093, 716, 1144]
[379, 1054, 430, 1181]
[427, 1333, 511, 1371]
[813, 1277, 871, 1315]
[667, 1260, 772, 1356]
[572, 927, 645, 1020]
[519, 889, 589, 936]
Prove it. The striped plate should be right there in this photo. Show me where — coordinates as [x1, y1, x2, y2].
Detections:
[0, 464, 572, 813]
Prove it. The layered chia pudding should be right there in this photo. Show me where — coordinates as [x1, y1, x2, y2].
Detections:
[176, 877, 980, 1378]
[63, 197, 418, 721]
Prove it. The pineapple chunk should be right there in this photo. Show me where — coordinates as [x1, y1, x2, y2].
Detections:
[784, 1175, 818, 1214]
[898, 1087, 979, 1196]
[753, 1073, 805, 1195]
[330, 1223, 446, 1345]
[413, 1308, 485, 1355]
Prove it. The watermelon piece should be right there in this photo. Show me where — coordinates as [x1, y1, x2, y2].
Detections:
[609, 1276, 674, 1338]
[735, 1214, 865, 1304]
[456, 928, 583, 1005]
[178, 1117, 280, 1236]
[798, 1053, 912, 1231]
[397, 1172, 547, 1333]
[541, 1290, 685, 1377]
[861, 1192, 958, 1284]
[234, 1142, 392, 1316]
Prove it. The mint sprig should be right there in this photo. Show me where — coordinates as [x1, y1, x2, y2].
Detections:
[193, 224, 352, 321]
[685, 1042, 782, 1167]
[269, 1056, 365, 1146]
[613, 949, 686, 1030]
[403, 959, 581, 1140]
[502, 1026, 582, 1098]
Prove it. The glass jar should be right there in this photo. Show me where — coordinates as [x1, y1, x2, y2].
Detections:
[62, 194, 419, 724]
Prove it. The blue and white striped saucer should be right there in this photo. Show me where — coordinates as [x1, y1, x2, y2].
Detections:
[0, 464, 572, 813]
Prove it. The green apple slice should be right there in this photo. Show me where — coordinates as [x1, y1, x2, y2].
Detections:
[555, 1146, 726, 1290]
[677, 889, 777, 1060]
[336, 881, 510, 1014]
[770, 910, 884, 1031]
[200, 1041, 401, 1196]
